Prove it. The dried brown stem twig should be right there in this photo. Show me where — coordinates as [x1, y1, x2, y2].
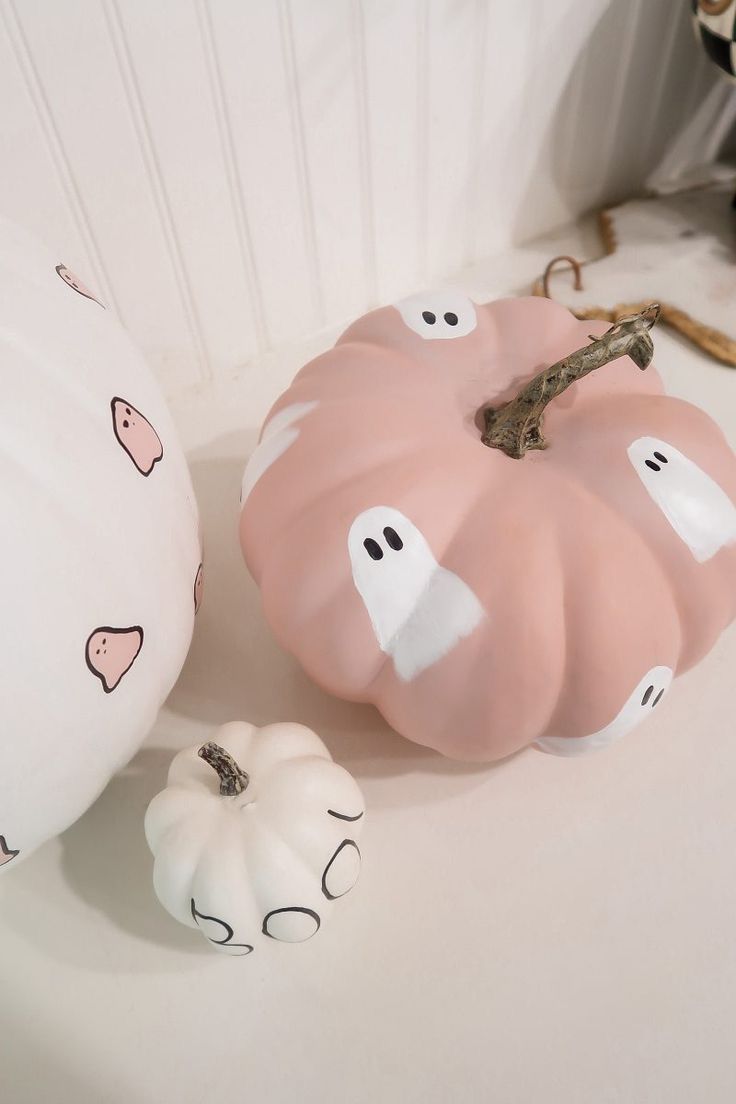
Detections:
[481, 303, 660, 459]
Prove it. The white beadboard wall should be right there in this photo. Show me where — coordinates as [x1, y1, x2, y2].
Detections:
[0, 0, 717, 392]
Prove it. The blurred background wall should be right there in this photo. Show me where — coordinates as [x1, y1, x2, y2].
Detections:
[0, 0, 719, 391]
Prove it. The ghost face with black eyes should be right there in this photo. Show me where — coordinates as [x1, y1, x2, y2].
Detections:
[537, 666, 673, 756]
[394, 290, 478, 340]
[349, 506, 485, 681]
[145, 722, 365, 956]
[629, 437, 736, 562]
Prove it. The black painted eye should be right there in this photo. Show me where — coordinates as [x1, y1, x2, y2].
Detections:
[422, 310, 436, 325]
[122, 419, 130, 428]
[444, 312, 458, 326]
[383, 526, 403, 551]
[645, 459, 661, 472]
[653, 451, 668, 464]
[125, 407, 131, 415]
[652, 688, 665, 706]
[641, 685, 654, 706]
[363, 537, 383, 560]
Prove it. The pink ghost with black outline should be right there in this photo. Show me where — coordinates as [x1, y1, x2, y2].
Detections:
[85, 626, 143, 693]
[111, 398, 163, 476]
[55, 263, 104, 306]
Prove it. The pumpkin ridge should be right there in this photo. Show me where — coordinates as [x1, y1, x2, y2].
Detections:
[243, 417, 450, 546]
[256, 448, 502, 697]
[152, 810, 225, 924]
[292, 341, 435, 401]
[551, 393, 736, 669]
[249, 433, 475, 583]
[363, 493, 567, 758]
[151, 792, 225, 848]
[542, 471, 684, 740]
[245, 809, 331, 912]
[251, 756, 358, 877]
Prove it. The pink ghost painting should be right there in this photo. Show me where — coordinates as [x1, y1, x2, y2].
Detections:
[85, 626, 144, 693]
[55, 263, 105, 306]
[194, 563, 204, 614]
[0, 836, 19, 867]
[111, 398, 163, 476]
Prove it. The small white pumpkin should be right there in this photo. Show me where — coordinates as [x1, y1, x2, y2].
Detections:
[145, 722, 365, 955]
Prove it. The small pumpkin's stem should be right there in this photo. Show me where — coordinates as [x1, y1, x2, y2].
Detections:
[198, 742, 249, 796]
[481, 303, 661, 460]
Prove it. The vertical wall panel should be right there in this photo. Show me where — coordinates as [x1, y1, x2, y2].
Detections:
[207, 0, 321, 346]
[423, 0, 478, 281]
[362, 0, 423, 302]
[286, 0, 371, 323]
[0, 0, 716, 391]
[6, 0, 203, 389]
[113, 0, 263, 378]
[469, 1, 535, 262]
[0, 6, 101, 294]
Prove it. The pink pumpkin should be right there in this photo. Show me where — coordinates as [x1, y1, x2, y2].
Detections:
[239, 294, 736, 761]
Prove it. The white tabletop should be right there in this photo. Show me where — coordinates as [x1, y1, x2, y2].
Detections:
[3, 234, 736, 1104]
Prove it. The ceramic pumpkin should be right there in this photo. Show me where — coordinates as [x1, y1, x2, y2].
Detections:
[0, 218, 201, 867]
[239, 292, 736, 761]
[145, 722, 365, 954]
[692, 1, 736, 80]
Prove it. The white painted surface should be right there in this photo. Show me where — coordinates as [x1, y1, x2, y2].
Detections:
[2, 230, 736, 1103]
[0, 0, 718, 390]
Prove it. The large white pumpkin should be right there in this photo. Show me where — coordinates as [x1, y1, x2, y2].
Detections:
[0, 219, 201, 868]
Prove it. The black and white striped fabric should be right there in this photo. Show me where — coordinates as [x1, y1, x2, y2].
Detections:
[693, 0, 736, 79]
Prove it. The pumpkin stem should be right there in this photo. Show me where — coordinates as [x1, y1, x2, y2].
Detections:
[481, 303, 660, 460]
[198, 742, 250, 797]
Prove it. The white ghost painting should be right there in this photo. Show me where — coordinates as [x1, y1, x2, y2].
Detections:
[348, 506, 485, 681]
[628, 437, 736, 563]
[537, 665, 673, 757]
[394, 290, 477, 341]
[241, 400, 318, 505]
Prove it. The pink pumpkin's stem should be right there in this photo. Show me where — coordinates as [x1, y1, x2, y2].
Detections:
[481, 303, 660, 460]
[198, 742, 250, 796]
